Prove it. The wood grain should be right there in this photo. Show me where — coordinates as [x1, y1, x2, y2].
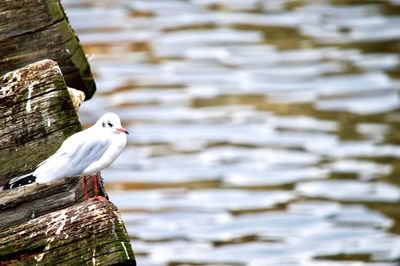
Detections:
[0, 59, 82, 183]
[0, 59, 135, 264]
[0, 0, 96, 99]
[0, 200, 136, 266]
[0, 174, 106, 231]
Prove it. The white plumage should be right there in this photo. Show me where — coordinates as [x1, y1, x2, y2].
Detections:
[5, 112, 128, 189]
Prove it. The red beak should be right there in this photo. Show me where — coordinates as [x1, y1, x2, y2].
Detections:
[117, 127, 129, 135]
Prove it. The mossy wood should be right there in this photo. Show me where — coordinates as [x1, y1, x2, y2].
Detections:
[0, 60, 135, 265]
[0, 201, 136, 266]
[0, 59, 81, 183]
[0, 174, 105, 232]
[0, 0, 96, 99]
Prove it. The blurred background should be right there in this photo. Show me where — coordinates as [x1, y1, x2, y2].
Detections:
[62, 0, 400, 265]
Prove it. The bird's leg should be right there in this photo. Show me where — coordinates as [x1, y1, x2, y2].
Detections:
[93, 174, 108, 201]
[93, 174, 99, 197]
[83, 176, 89, 201]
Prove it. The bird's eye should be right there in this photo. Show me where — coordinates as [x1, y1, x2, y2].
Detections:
[107, 122, 113, 127]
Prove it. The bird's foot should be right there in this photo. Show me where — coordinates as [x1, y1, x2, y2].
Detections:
[93, 196, 109, 202]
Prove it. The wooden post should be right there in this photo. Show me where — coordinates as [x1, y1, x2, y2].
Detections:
[0, 0, 135, 263]
[0, 59, 82, 182]
[0, 60, 136, 265]
[0, 201, 135, 265]
[0, 0, 96, 99]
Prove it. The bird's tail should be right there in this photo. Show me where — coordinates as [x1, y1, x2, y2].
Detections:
[2, 173, 36, 190]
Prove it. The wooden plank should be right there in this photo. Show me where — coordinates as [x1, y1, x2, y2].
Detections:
[0, 0, 96, 99]
[0, 174, 105, 231]
[0, 200, 136, 266]
[0, 0, 64, 39]
[0, 59, 82, 182]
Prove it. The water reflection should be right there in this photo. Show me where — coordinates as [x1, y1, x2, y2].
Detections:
[63, 0, 400, 265]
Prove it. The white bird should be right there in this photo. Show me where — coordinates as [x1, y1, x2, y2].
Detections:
[3, 112, 129, 200]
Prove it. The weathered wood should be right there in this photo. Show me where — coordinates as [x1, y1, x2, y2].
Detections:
[0, 174, 105, 231]
[0, 200, 136, 266]
[0, 2, 136, 262]
[0, 59, 82, 183]
[0, 59, 135, 264]
[68, 87, 86, 111]
[0, 59, 104, 230]
[0, 0, 96, 99]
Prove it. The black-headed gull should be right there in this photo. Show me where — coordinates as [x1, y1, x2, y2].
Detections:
[3, 112, 128, 200]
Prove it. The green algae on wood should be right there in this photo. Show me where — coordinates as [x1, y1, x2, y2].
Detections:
[0, 0, 96, 99]
[0, 174, 105, 231]
[0, 201, 136, 266]
[0, 59, 135, 265]
[0, 59, 82, 183]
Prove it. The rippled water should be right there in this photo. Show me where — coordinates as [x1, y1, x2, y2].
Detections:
[63, 0, 400, 265]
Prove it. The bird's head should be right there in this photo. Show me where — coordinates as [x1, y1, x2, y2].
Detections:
[97, 112, 129, 135]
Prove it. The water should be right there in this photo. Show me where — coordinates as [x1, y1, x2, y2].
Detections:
[62, 0, 400, 265]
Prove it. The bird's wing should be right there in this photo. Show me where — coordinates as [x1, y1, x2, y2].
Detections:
[34, 130, 111, 183]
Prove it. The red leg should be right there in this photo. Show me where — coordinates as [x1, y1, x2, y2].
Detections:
[93, 174, 99, 197]
[93, 174, 108, 201]
[83, 176, 89, 201]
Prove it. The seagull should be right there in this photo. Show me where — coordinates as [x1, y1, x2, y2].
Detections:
[3, 112, 129, 201]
